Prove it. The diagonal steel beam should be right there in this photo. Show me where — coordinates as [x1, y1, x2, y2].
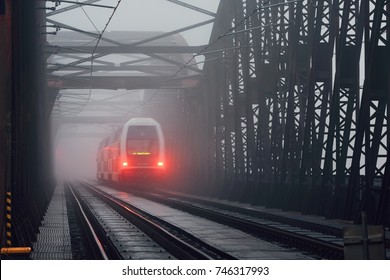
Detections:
[145, 53, 202, 73]
[47, 18, 122, 46]
[120, 57, 156, 66]
[166, 0, 216, 17]
[53, 52, 106, 71]
[45, 44, 92, 54]
[47, 18, 99, 36]
[130, 19, 215, 47]
[52, 53, 115, 66]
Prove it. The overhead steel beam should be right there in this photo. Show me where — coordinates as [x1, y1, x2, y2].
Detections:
[58, 116, 126, 124]
[45, 44, 207, 54]
[48, 74, 202, 90]
[56, 131, 110, 138]
[46, 0, 114, 9]
[46, 0, 102, 16]
[48, 64, 182, 72]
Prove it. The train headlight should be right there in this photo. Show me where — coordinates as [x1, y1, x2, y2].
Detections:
[122, 162, 128, 167]
[157, 162, 164, 167]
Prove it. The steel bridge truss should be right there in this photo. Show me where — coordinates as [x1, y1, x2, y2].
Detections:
[44, 0, 213, 117]
[45, 0, 213, 194]
[204, 0, 389, 225]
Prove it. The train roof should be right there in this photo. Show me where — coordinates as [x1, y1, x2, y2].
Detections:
[98, 118, 161, 148]
[124, 118, 160, 127]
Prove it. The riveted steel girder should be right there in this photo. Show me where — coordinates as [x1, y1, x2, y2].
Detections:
[204, 0, 389, 226]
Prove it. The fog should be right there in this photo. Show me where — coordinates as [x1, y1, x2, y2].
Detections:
[50, 1, 219, 183]
[54, 133, 100, 180]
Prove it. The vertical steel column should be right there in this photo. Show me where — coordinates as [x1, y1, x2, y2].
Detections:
[299, 0, 336, 214]
[0, 0, 5, 15]
[211, 39, 231, 195]
[229, 3, 247, 200]
[246, 0, 272, 205]
[7, 0, 52, 247]
[0, 0, 11, 246]
[11, 0, 36, 246]
[267, 1, 291, 208]
[205, 0, 388, 223]
[278, 0, 306, 210]
[233, 0, 257, 202]
[321, 0, 363, 218]
[203, 0, 236, 196]
[203, 59, 221, 194]
[377, 153, 390, 224]
[215, 45, 236, 196]
[345, 0, 389, 223]
[372, 0, 389, 225]
[180, 85, 208, 195]
[210, 54, 225, 193]
[221, 48, 236, 195]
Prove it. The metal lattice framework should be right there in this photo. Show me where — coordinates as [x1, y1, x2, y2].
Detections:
[44, 0, 211, 118]
[204, 0, 389, 225]
[46, 0, 214, 193]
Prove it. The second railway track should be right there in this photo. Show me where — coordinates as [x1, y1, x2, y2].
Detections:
[68, 182, 236, 260]
[110, 185, 345, 259]
[129, 191, 344, 259]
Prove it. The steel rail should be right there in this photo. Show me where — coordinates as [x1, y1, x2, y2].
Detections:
[155, 190, 344, 237]
[67, 183, 122, 259]
[81, 183, 235, 260]
[131, 190, 345, 259]
[153, 191, 388, 251]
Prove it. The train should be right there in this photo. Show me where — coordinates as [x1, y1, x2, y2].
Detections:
[97, 118, 165, 184]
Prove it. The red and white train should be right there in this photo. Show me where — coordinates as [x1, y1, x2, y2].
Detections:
[97, 118, 165, 184]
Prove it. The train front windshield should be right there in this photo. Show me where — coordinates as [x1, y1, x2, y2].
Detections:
[126, 126, 159, 165]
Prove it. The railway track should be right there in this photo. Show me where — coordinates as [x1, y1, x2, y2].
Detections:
[153, 191, 390, 253]
[122, 188, 345, 259]
[69, 182, 236, 260]
[66, 184, 120, 260]
[154, 190, 345, 237]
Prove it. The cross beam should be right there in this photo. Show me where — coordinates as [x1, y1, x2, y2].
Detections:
[46, 44, 206, 54]
[48, 74, 202, 90]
